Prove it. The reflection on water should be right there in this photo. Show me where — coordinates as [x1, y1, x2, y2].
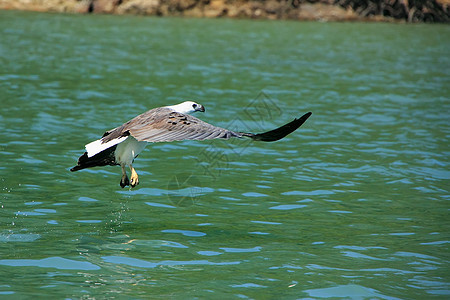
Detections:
[0, 9, 449, 299]
[0, 257, 100, 271]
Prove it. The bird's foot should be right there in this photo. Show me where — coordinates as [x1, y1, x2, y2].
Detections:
[120, 175, 130, 188]
[130, 173, 139, 188]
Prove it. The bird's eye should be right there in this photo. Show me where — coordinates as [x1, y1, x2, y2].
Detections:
[192, 104, 197, 109]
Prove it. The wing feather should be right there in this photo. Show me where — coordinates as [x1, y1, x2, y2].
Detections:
[102, 107, 241, 144]
[99, 107, 312, 145]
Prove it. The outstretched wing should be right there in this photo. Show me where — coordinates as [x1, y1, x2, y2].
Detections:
[102, 107, 241, 143]
[241, 112, 312, 142]
[101, 107, 312, 144]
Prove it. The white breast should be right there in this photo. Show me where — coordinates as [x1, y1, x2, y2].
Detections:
[114, 136, 148, 166]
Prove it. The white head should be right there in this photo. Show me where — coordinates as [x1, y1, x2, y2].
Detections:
[166, 101, 205, 114]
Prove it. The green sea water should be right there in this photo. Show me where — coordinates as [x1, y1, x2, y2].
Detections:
[0, 10, 449, 299]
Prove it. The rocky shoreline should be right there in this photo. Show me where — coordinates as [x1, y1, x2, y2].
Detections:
[0, 0, 448, 22]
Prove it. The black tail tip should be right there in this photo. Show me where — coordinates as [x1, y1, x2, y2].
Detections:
[249, 111, 312, 142]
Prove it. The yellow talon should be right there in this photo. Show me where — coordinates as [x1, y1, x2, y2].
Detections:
[130, 166, 139, 187]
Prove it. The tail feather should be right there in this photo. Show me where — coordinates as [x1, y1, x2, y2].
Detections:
[70, 145, 118, 172]
[242, 112, 312, 142]
[85, 135, 128, 158]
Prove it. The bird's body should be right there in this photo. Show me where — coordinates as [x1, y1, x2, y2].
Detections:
[71, 101, 312, 188]
[115, 136, 147, 167]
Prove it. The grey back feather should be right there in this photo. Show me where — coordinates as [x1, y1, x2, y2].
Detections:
[102, 107, 242, 143]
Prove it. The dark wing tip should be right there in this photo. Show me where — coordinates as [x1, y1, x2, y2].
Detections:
[246, 111, 312, 142]
[70, 146, 118, 172]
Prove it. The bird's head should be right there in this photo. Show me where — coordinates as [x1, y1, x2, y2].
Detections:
[166, 101, 205, 114]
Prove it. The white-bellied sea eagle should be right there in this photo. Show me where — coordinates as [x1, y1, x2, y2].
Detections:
[70, 101, 312, 188]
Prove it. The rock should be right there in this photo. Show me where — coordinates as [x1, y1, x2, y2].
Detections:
[92, 0, 119, 14]
[0, 0, 84, 13]
[172, 0, 197, 11]
[183, 6, 203, 17]
[298, 3, 358, 21]
[116, 0, 161, 15]
[0, 0, 448, 22]
[265, 0, 289, 18]
[203, 0, 228, 18]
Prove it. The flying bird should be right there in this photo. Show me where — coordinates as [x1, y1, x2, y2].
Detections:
[71, 101, 312, 188]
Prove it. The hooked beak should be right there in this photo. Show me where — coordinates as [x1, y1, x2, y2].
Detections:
[196, 104, 205, 112]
